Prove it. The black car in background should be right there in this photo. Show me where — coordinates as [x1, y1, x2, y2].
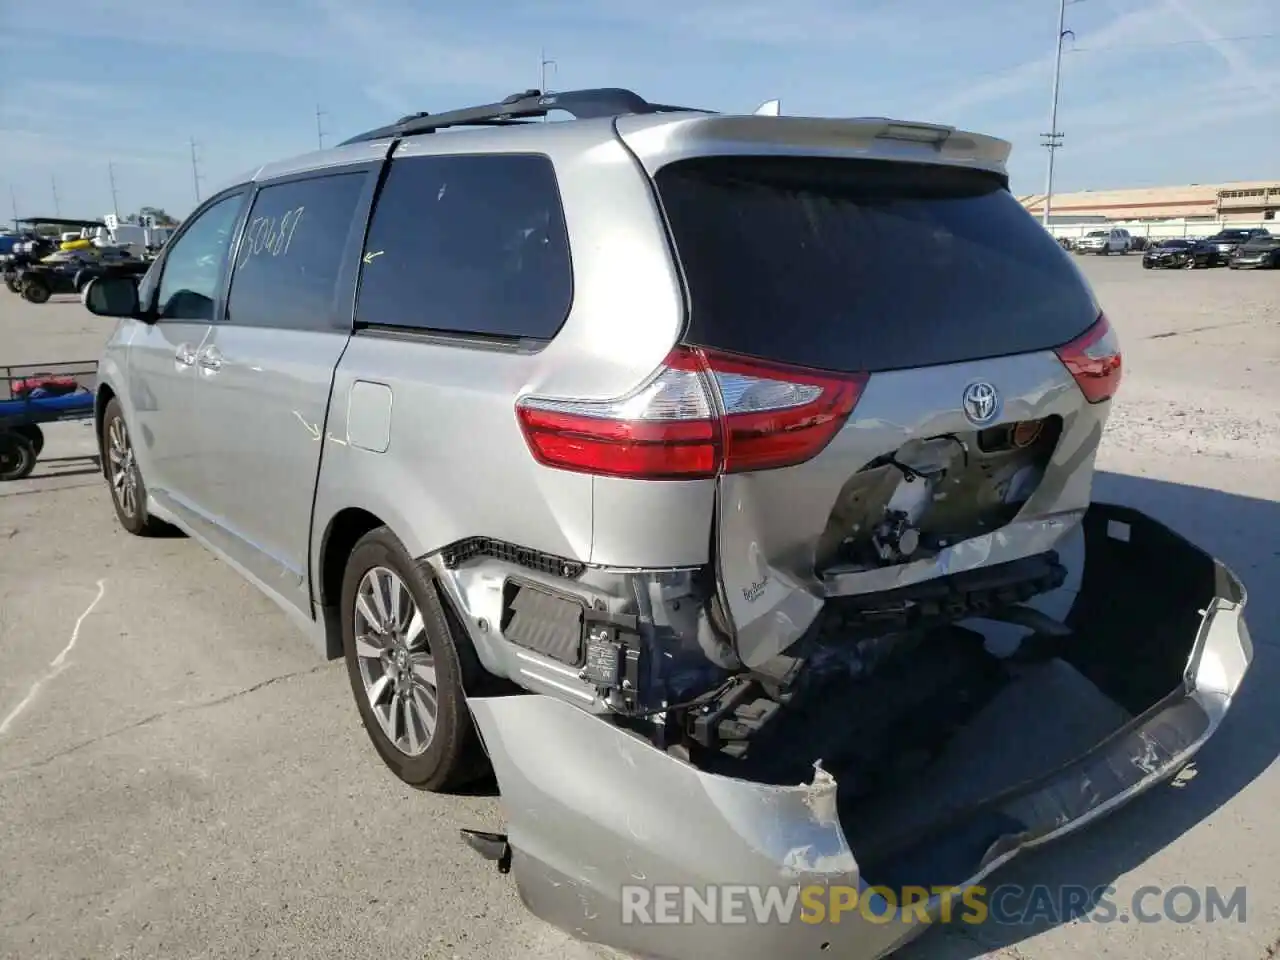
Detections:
[1229, 234, 1280, 270]
[1142, 238, 1220, 269]
[1205, 227, 1271, 259]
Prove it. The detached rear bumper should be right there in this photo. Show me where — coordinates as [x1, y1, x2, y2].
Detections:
[466, 503, 1252, 960]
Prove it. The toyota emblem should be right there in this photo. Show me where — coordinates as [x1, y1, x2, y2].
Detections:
[961, 381, 1000, 425]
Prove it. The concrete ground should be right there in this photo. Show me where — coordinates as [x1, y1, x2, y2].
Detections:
[1, 259, 1277, 960]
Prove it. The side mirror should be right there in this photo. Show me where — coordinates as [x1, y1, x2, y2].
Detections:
[83, 274, 144, 320]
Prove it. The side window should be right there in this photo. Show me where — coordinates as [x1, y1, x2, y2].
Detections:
[225, 171, 368, 331]
[154, 193, 245, 322]
[355, 153, 572, 339]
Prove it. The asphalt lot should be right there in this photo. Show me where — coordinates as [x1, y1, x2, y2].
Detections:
[1, 257, 1277, 960]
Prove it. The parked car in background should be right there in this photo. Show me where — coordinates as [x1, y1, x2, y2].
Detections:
[1074, 227, 1131, 254]
[1141, 238, 1221, 270]
[1205, 227, 1271, 259]
[1228, 233, 1280, 270]
[12, 247, 147, 303]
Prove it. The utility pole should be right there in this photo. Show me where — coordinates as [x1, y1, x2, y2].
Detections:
[50, 175, 61, 216]
[1041, 0, 1073, 228]
[108, 161, 121, 219]
[189, 137, 204, 204]
[539, 48, 557, 121]
[315, 104, 328, 150]
[9, 185, 19, 233]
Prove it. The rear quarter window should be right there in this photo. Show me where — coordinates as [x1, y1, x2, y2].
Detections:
[354, 153, 573, 340]
[655, 156, 1100, 374]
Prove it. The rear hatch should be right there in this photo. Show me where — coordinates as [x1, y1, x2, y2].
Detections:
[625, 125, 1118, 667]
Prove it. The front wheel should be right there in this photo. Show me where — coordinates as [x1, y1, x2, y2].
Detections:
[0, 432, 37, 481]
[12, 424, 44, 457]
[3, 275, 19, 294]
[340, 526, 487, 791]
[21, 276, 50, 303]
[101, 397, 168, 535]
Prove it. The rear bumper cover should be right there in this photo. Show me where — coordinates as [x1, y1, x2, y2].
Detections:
[466, 503, 1252, 960]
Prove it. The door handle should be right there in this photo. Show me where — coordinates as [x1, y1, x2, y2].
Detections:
[198, 345, 223, 372]
[175, 344, 197, 367]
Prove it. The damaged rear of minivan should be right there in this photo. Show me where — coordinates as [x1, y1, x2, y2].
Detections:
[453, 113, 1253, 959]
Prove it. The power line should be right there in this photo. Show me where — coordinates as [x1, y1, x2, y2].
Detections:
[108, 162, 120, 219]
[1069, 32, 1276, 53]
[539, 48, 557, 121]
[189, 138, 204, 205]
[1042, 0, 1072, 226]
[316, 104, 328, 149]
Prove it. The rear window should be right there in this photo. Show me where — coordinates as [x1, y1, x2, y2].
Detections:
[655, 156, 1099, 373]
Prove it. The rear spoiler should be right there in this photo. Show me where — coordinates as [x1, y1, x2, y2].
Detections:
[749, 100, 955, 146]
[614, 112, 1011, 177]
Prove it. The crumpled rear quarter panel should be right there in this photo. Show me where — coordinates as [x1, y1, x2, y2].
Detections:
[466, 503, 1251, 960]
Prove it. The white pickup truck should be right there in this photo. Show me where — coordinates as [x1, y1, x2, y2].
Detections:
[1074, 227, 1132, 255]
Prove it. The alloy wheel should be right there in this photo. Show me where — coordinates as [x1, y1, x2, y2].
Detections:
[107, 416, 139, 517]
[353, 566, 439, 757]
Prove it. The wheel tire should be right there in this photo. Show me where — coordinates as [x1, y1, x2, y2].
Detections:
[1142, 261, 1153, 269]
[1184, 257, 1196, 269]
[13, 424, 44, 457]
[3, 275, 19, 294]
[340, 526, 487, 792]
[0, 432, 37, 481]
[21, 277, 50, 303]
[101, 397, 168, 535]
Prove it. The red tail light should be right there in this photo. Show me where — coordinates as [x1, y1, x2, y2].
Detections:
[516, 347, 867, 480]
[1055, 313, 1122, 404]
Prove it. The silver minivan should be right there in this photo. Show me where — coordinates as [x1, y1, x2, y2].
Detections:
[85, 88, 1250, 960]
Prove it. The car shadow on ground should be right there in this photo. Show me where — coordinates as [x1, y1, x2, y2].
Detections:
[902, 470, 1279, 958]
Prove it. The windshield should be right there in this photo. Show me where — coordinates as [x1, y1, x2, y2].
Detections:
[1160, 240, 1190, 248]
[1086, 231, 1108, 237]
[654, 155, 1098, 374]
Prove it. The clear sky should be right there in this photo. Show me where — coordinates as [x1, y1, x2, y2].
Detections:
[2, 0, 1276, 222]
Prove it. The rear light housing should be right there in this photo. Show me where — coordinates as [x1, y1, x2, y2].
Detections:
[516, 347, 867, 480]
[1055, 313, 1122, 404]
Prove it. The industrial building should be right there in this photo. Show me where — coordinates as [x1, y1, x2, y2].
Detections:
[1019, 180, 1279, 224]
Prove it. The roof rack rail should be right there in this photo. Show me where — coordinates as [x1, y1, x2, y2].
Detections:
[337, 87, 712, 146]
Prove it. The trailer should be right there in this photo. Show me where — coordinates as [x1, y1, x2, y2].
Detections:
[0, 361, 98, 481]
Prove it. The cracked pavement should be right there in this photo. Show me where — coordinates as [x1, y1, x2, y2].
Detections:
[1, 259, 1277, 959]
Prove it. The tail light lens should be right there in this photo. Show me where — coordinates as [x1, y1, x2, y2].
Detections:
[516, 347, 867, 480]
[1055, 313, 1122, 404]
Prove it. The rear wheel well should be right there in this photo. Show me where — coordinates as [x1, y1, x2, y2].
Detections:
[95, 384, 116, 473]
[319, 508, 387, 610]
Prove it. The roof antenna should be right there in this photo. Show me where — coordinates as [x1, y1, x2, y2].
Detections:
[753, 99, 781, 116]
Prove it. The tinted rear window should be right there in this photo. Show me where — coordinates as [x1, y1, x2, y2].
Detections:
[655, 156, 1099, 373]
[355, 153, 572, 340]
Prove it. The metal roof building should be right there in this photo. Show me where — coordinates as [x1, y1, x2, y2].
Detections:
[1019, 180, 1279, 223]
